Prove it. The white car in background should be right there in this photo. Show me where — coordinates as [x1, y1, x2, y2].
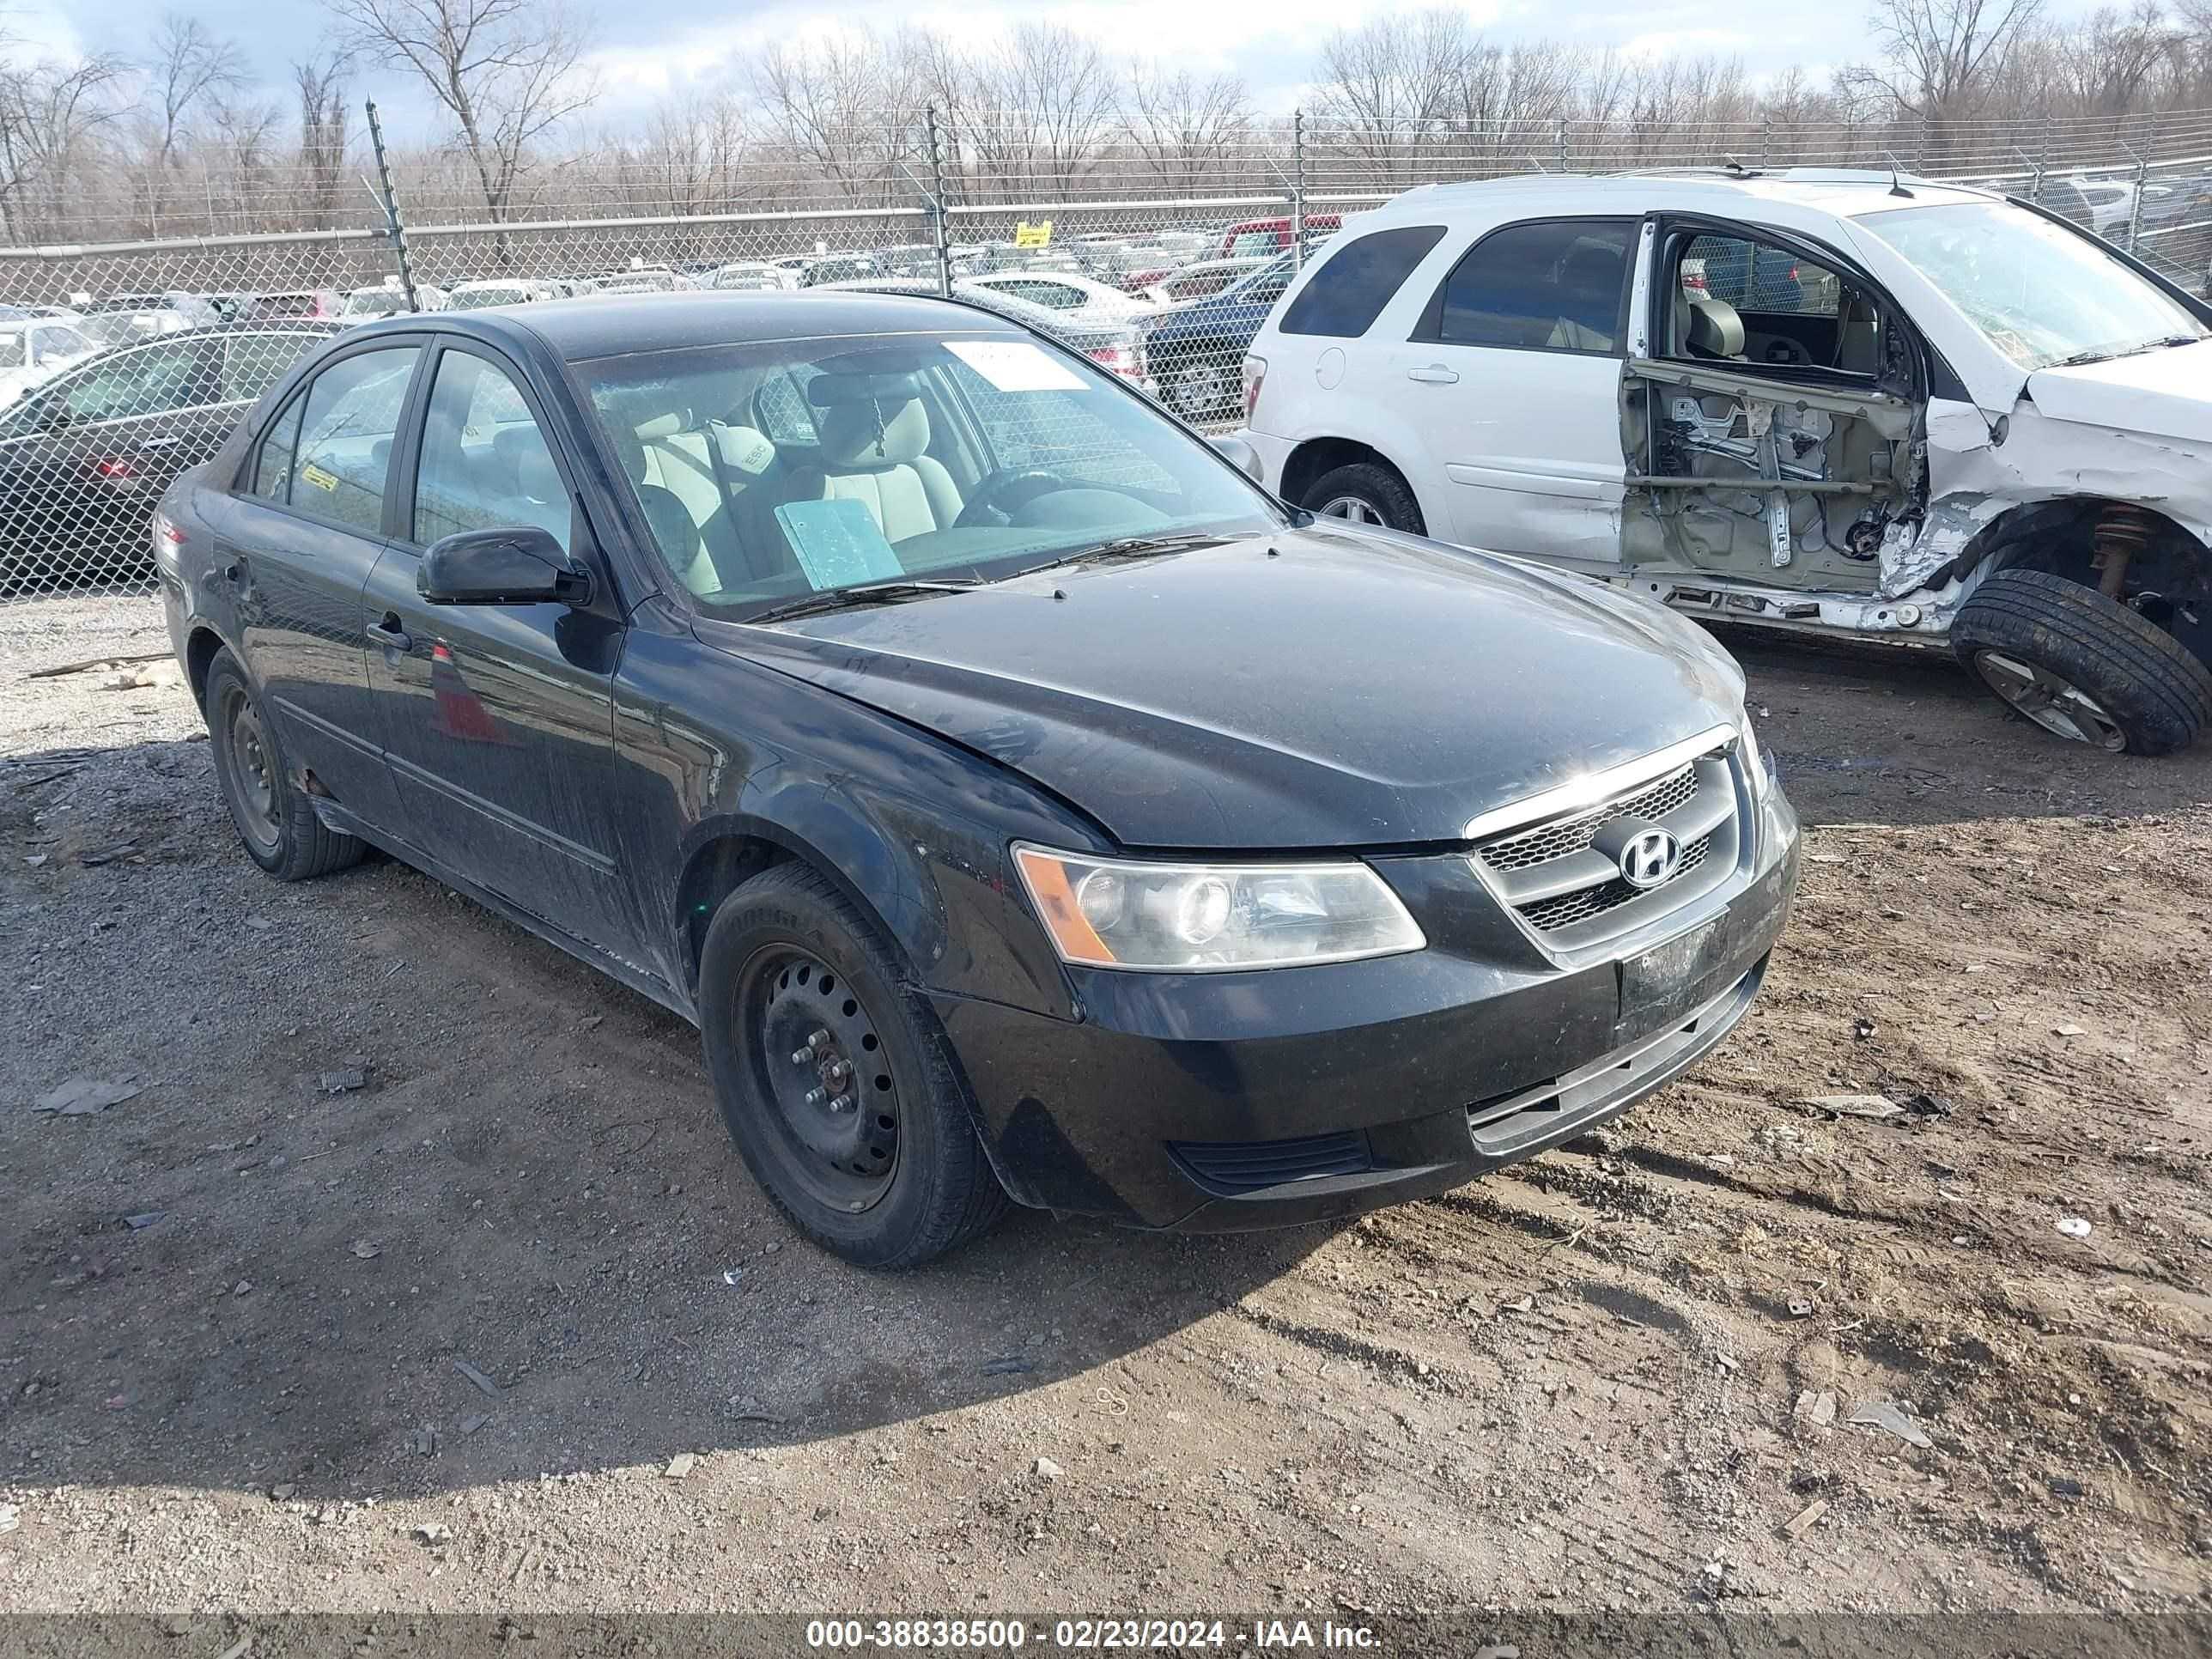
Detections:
[0, 318, 98, 405]
[708, 262, 797, 292]
[447, 278, 561, 310]
[1240, 167, 2212, 754]
[339, 283, 447, 325]
[963, 270, 1158, 328]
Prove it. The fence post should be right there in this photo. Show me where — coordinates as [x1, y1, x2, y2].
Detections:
[1555, 115, 1569, 173]
[2032, 133, 2050, 204]
[1760, 114, 1772, 169]
[1291, 109, 1307, 270]
[2125, 119, 2156, 252]
[365, 99, 421, 313]
[926, 106, 951, 299]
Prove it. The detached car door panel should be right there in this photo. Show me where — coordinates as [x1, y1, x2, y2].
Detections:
[365, 342, 637, 957]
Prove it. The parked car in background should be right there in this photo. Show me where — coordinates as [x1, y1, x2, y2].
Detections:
[84, 292, 220, 330]
[1141, 252, 1296, 420]
[819, 279, 1151, 384]
[1143, 256, 1271, 305]
[156, 290, 1796, 1266]
[964, 270, 1157, 328]
[340, 284, 448, 325]
[1242, 167, 2212, 754]
[79, 308, 200, 349]
[1218, 214, 1342, 258]
[595, 270, 700, 295]
[709, 262, 796, 292]
[251, 289, 344, 322]
[0, 318, 99, 406]
[0, 323, 332, 590]
[447, 279, 559, 310]
[799, 254, 884, 287]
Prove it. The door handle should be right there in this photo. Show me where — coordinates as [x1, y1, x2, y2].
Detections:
[366, 616, 412, 653]
[1406, 365, 1459, 385]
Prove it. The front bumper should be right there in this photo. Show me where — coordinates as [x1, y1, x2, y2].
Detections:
[936, 780, 1800, 1230]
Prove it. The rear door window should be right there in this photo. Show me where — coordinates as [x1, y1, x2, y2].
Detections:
[1279, 225, 1447, 337]
[288, 345, 421, 532]
[1416, 219, 1634, 353]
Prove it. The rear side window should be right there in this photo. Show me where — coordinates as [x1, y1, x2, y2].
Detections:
[289, 345, 420, 532]
[1418, 219, 1635, 353]
[250, 395, 305, 501]
[1279, 226, 1447, 337]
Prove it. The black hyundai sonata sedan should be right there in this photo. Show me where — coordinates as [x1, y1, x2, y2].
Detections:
[155, 291, 1800, 1266]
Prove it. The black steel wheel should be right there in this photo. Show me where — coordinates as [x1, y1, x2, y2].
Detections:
[697, 864, 1009, 1267]
[202, 647, 365, 880]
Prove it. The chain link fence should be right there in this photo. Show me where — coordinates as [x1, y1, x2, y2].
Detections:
[4, 105, 2212, 643]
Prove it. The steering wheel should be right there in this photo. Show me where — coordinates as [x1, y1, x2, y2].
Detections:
[955, 468, 1069, 528]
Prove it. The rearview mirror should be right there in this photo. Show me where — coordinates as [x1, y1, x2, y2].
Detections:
[1207, 434, 1263, 482]
[417, 525, 591, 607]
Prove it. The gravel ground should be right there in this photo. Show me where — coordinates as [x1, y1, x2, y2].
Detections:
[3, 593, 2209, 1628]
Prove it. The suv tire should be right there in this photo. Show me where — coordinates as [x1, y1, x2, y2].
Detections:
[697, 863, 1010, 1268]
[1951, 568, 2212, 755]
[1302, 463, 1426, 535]
[204, 648, 367, 879]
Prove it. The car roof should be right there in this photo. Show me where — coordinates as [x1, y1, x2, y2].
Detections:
[351, 290, 1030, 362]
[1364, 167, 1996, 222]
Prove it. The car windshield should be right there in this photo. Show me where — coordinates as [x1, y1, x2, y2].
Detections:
[344, 290, 407, 317]
[1856, 199, 2209, 370]
[580, 331, 1280, 619]
[79, 311, 169, 346]
[453, 286, 527, 309]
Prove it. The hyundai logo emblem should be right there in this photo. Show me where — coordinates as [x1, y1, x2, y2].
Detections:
[1618, 827, 1683, 890]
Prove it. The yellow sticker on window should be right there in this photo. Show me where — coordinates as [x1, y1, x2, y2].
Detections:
[299, 462, 339, 492]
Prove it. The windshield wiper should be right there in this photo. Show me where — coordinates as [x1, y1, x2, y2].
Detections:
[1009, 532, 1232, 583]
[2051, 334, 2202, 369]
[745, 577, 984, 626]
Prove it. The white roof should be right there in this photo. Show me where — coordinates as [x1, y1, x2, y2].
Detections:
[1366, 168, 1996, 223]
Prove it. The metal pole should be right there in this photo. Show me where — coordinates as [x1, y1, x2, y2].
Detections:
[1291, 109, 1307, 270]
[1555, 114, 1569, 173]
[1915, 111, 1929, 172]
[1760, 114, 1772, 170]
[2126, 121, 2155, 252]
[365, 99, 421, 313]
[926, 106, 951, 299]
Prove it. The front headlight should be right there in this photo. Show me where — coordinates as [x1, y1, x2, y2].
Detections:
[1012, 844, 1425, 972]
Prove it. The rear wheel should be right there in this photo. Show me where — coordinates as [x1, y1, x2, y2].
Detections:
[1951, 568, 2212, 756]
[697, 864, 1008, 1267]
[204, 649, 366, 878]
[1302, 462, 1426, 536]
[1161, 357, 1234, 421]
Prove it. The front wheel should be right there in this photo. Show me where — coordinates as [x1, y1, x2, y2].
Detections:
[696, 864, 1009, 1267]
[1301, 462, 1426, 536]
[1951, 568, 2212, 756]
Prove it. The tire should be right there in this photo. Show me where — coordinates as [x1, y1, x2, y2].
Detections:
[1161, 356, 1234, 422]
[1951, 568, 2212, 756]
[1302, 461, 1426, 536]
[203, 648, 367, 879]
[696, 863, 1009, 1268]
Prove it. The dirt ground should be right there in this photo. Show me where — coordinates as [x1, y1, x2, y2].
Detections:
[3, 595, 2209, 1630]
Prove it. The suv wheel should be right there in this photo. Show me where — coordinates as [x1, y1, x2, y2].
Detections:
[204, 648, 366, 879]
[1163, 359, 1232, 420]
[1302, 463, 1426, 536]
[696, 864, 1010, 1268]
[1951, 568, 2212, 755]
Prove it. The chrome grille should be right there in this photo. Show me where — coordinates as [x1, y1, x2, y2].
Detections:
[1516, 835, 1713, 932]
[1478, 763, 1699, 873]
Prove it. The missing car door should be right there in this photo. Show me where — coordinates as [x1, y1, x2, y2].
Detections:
[1620, 219, 1925, 594]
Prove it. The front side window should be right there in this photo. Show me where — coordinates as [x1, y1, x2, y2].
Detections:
[1279, 225, 1447, 337]
[289, 346, 420, 532]
[1856, 199, 2207, 371]
[582, 331, 1279, 617]
[413, 350, 569, 550]
[1421, 219, 1633, 353]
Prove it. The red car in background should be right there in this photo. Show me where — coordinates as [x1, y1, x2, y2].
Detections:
[1217, 214, 1342, 258]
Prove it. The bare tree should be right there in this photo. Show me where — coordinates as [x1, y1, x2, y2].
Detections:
[1841, 0, 2048, 161]
[0, 49, 129, 241]
[294, 52, 354, 230]
[1310, 12, 1481, 185]
[1121, 64, 1253, 191]
[951, 24, 1115, 202]
[748, 30, 922, 204]
[321, 0, 599, 222]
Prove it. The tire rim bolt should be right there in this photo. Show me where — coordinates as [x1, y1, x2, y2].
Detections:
[789, 1047, 813, 1066]
[803, 1086, 828, 1107]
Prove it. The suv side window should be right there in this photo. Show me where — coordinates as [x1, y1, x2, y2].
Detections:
[1279, 225, 1447, 337]
[1416, 219, 1634, 353]
[58, 340, 207, 423]
[289, 345, 420, 533]
[413, 349, 570, 550]
[1668, 227, 1875, 374]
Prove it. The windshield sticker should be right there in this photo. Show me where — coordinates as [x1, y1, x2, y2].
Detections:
[299, 462, 339, 492]
[945, 339, 1085, 393]
[775, 497, 902, 590]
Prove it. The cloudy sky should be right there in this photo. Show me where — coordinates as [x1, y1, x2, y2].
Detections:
[5, 0, 2098, 134]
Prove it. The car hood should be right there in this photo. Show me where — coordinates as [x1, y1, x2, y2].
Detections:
[709, 526, 1745, 850]
[2025, 339, 2212, 443]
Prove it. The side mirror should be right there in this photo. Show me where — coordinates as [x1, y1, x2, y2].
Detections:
[1207, 434, 1263, 482]
[417, 525, 591, 606]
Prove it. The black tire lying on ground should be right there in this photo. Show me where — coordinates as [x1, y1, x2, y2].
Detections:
[1951, 567, 2212, 757]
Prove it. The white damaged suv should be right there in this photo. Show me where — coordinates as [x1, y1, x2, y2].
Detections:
[1238, 168, 2212, 754]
